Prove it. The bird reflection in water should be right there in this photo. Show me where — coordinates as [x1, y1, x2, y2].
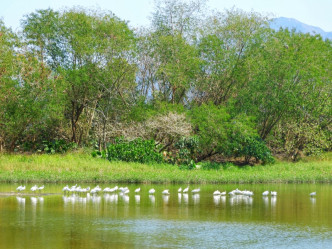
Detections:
[183, 193, 189, 204]
[213, 195, 220, 206]
[178, 193, 182, 204]
[149, 195, 155, 204]
[193, 194, 200, 205]
[310, 196, 316, 205]
[263, 196, 269, 207]
[31, 197, 38, 206]
[162, 194, 170, 204]
[16, 196, 26, 206]
[121, 194, 129, 204]
[220, 196, 226, 205]
[135, 195, 140, 204]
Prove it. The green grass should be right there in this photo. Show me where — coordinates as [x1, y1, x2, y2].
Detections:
[0, 152, 331, 184]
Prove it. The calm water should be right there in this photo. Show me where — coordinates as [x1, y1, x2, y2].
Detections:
[0, 183, 331, 249]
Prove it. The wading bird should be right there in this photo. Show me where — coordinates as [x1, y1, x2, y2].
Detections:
[31, 185, 38, 192]
[183, 186, 189, 193]
[149, 188, 155, 194]
[162, 189, 170, 195]
[135, 187, 141, 193]
[213, 190, 221, 195]
[17, 185, 26, 192]
[62, 185, 70, 194]
[192, 188, 200, 194]
[38, 185, 44, 193]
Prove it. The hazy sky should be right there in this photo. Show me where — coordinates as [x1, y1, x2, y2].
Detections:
[1, 0, 331, 32]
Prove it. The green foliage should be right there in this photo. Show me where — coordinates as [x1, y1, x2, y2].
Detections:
[22, 7, 137, 145]
[235, 29, 332, 140]
[106, 137, 163, 164]
[268, 120, 331, 161]
[238, 137, 275, 164]
[201, 161, 222, 170]
[197, 9, 269, 104]
[190, 102, 230, 155]
[42, 140, 77, 154]
[0, 4, 329, 165]
[173, 136, 199, 168]
[190, 102, 274, 164]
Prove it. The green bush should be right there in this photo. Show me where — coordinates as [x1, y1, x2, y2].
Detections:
[189, 103, 275, 165]
[201, 161, 221, 170]
[173, 136, 199, 166]
[240, 137, 275, 164]
[106, 137, 163, 164]
[42, 139, 77, 154]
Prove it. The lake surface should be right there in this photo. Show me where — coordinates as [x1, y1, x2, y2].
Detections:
[0, 183, 331, 248]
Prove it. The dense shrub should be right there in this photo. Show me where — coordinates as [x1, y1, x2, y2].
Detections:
[237, 137, 275, 164]
[201, 161, 222, 170]
[106, 137, 163, 164]
[268, 121, 331, 161]
[189, 103, 275, 164]
[175, 136, 199, 166]
[42, 139, 77, 154]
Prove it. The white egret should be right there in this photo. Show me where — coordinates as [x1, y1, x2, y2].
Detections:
[90, 185, 101, 194]
[38, 185, 44, 193]
[234, 188, 242, 195]
[31, 185, 38, 192]
[310, 192, 316, 197]
[62, 185, 69, 194]
[123, 189, 130, 195]
[213, 190, 221, 195]
[135, 187, 141, 193]
[162, 189, 170, 195]
[262, 191, 269, 196]
[220, 191, 226, 196]
[119, 187, 129, 193]
[149, 188, 155, 194]
[69, 185, 77, 193]
[271, 191, 277, 196]
[192, 188, 200, 194]
[178, 187, 182, 193]
[81, 187, 90, 194]
[17, 185, 26, 192]
[244, 191, 254, 197]
[108, 187, 116, 193]
[183, 186, 189, 193]
[75, 186, 81, 193]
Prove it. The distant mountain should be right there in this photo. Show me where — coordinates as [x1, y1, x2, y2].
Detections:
[270, 17, 332, 40]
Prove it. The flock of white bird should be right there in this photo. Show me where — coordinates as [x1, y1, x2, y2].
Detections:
[17, 185, 44, 193]
[15, 184, 317, 197]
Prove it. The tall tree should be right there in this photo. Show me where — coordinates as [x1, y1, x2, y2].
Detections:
[235, 29, 332, 140]
[22, 8, 137, 144]
[0, 20, 63, 151]
[196, 9, 269, 105]
[136, 0, 204, 104]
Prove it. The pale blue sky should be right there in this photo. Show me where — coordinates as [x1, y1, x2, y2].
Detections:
[1, 0, 331, 32]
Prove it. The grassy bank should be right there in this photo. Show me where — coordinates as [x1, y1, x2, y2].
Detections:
[0, 152, 331, 184]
